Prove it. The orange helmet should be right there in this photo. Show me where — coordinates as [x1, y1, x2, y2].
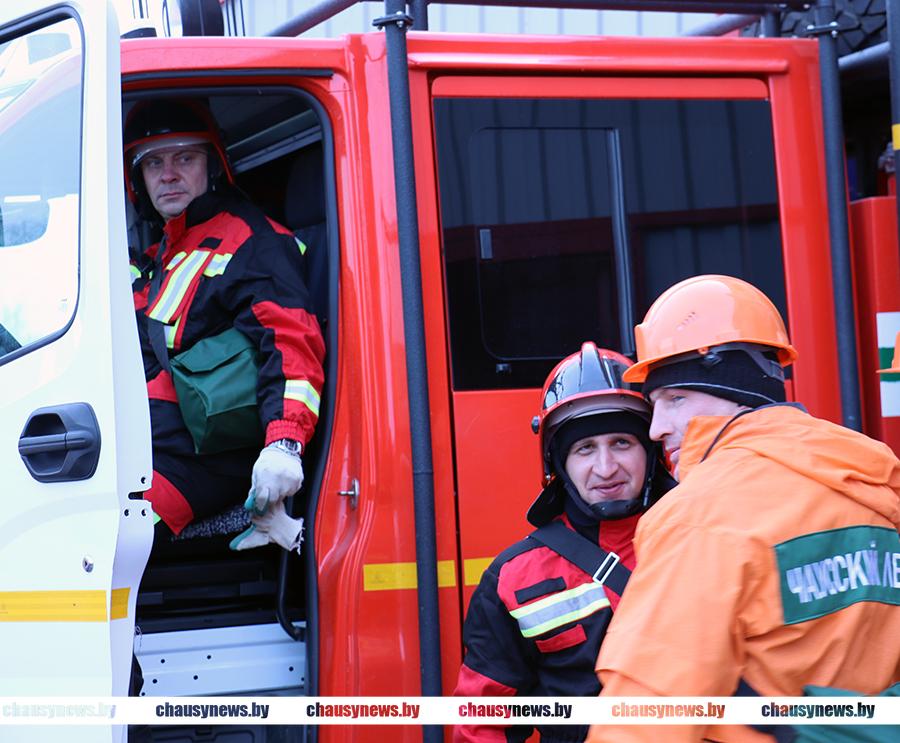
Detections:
[877, 331, 900, 374]
[532, 342, 649, 482]
[623, 274, 798, 384]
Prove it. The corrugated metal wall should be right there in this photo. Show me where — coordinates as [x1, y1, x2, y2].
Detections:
[242, 3, 717, 38]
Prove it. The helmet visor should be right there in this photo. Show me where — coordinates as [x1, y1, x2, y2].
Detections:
[129, 134, 212, 168]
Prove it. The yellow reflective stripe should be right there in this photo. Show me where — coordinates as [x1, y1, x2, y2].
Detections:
[363, 560, 456, 591]
[520, 595, 610, 638]
[0, 590, 107, 622]
[285, 380, 321, 417]
[129, 264, 142, 282]
[295, 237, 307, 255]
[510, 582, 610, 638]
[464, 557, 494, 586]
[147, 250, 209, 323]
[203, 253, 233, 277]
[510, 582, 598, 619]
[165, 251, 188, 270]
[164, 318, 179, 349]
[110, 588, 130, 620]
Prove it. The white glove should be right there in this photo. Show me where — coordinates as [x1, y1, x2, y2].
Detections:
[244, 440, 303, 516]
[229, 499, 304, 554]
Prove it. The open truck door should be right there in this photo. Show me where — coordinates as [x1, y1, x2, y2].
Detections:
[0, 1, 151, 738]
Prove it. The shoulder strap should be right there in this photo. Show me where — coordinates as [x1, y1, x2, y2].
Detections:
[146, 237, 171, 373]
[529, 520, 631, 596]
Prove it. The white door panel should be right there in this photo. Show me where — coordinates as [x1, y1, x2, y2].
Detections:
[0, 4, 151, 740]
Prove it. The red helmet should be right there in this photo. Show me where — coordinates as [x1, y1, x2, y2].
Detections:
[123, 98, 233, 212]
[532, 342, 649, 482]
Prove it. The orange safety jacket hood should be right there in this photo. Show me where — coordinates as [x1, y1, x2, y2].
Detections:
[678, 404, 900, 530]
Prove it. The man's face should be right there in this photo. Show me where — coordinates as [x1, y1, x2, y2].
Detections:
[648, 387, 745, 480]
[564, 432, 648, 506]
[141, 146, 209, 221]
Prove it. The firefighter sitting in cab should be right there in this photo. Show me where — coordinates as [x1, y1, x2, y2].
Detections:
[453, 342, 675, 743]
[589, 275, 900, 743]
[124, 98, 325, 552]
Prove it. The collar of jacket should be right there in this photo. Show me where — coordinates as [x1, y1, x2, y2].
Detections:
[678, 402, 807, 481]
[159, 189, 232, 248]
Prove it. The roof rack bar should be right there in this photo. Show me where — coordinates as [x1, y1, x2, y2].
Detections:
[683, 13, 759, 36]
[267, 0, 806, 37]
[389, 0, 804, 13]
[267, 0, 358, 37]
[839, 40, 888, 74]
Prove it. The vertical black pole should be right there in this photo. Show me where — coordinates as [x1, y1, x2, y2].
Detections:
[376, 2, 443, 739]
[411, 0, 429, 29]
[887, 1, 900, 240]
[814, 0, 863, 431]
[761, 11, 779, 37]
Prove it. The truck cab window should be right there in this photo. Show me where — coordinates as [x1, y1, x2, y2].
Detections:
[434, 96, 786, 390]
[0, 18, 80, 363]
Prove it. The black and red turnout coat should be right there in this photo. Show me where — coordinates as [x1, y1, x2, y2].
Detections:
[131, 189, 325, 530]
[453, 493, 640, 743]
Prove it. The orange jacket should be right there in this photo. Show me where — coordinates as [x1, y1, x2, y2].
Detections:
[588, 404, 900, 743]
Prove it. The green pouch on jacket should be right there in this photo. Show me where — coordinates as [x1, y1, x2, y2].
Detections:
[170, 327, 264, 455]
[787, 683, 900, 743]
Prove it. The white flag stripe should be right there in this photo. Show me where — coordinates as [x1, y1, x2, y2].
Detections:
[876, 311, 900, 349]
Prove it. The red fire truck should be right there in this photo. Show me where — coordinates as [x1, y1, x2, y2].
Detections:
[0, 1, 896, 742]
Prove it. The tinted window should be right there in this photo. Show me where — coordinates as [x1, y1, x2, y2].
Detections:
[434, 96, 786, 391]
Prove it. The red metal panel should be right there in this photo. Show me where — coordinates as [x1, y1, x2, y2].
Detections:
[410, 59, 466, 699]
[766, 40, 842, 423]
[850, 197, 900, 454]
[452, 390, 543, 610]
[432, 75, 768, 98]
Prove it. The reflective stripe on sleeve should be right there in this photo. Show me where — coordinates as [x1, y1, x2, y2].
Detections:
[284, 379, 320, 417]
[203, 253, 233, 277]
[509, 581, 610, 638]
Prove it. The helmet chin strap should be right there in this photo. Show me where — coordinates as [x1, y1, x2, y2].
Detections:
[557, 454, 656, 523]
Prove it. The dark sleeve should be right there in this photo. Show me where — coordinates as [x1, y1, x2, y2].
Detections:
[452, 563, 536, 743]
[227, 227, 325, 447]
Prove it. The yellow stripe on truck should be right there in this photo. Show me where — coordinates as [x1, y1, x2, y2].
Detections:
[0, 588, 132, 622]
[463, 557, 494, 586]
[363, 560, 457, 591]
[110, 588, 130, 620]
[0, 590, 107, 622]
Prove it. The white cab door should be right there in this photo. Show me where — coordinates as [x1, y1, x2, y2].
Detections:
[0, 1, 151, 738]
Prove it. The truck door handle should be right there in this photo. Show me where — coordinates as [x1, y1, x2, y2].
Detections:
[18, 403, 101, 483]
